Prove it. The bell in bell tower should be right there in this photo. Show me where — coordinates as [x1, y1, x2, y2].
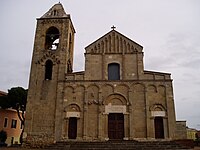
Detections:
[25, 3, 75, 144]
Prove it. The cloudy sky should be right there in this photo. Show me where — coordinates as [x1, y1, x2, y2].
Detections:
[0, 0, 200, 130]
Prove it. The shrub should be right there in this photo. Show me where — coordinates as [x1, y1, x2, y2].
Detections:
[0, 130, 7, 143]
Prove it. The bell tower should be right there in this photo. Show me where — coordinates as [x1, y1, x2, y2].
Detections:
[25, 3, 75, 144]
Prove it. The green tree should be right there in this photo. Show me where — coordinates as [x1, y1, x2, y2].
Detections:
[0, 87, 27, 145]
[0, 96, 9, 109]
[0, 87, 27, 110]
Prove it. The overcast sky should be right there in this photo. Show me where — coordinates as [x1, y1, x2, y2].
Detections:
[0, 0, 200, 130]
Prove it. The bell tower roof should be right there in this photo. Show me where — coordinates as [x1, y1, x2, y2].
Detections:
[40, 2, 69, 18]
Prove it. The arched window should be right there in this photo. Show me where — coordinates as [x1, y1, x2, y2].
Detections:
[108, 63, 120, 80]
[45, 27, 60, 50]
[68, 33, 72, 55]
[45, 60, 53, 80]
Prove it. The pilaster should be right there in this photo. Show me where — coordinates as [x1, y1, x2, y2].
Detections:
[83, 90, 88, 139]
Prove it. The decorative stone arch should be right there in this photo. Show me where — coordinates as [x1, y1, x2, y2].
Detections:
[37, 51, 60, 65]
[75, 84, 86, 91]
[63, 103, 81, 140]
[150, 103, 166, 117]
[158, 84, 166, 88]
[65, 103, 81, 118]
[150, 103, 166, 139]
[147, 84, 157, 93]
[114, 84, 129, 104]
[65, 85, 74, 91]
[103, 94, 128, 114]
[102, 83, 114, 89]
[64, 86, 74, 102]
[107, 60, 121, 65]
[87, 83, 100, 91]
[87, 84, 100, 102]
[74, 85, 85, 103]
[103, 94, 127, 105]
[150, 103, 166, 111]
[101, 83, 114, 96]
[116, 83, 130, 90]
[157, 85, 166, 95]
[131, 82, 145, 92]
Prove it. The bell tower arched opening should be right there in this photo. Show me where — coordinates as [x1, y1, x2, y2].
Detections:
[45, 27, 60, 50]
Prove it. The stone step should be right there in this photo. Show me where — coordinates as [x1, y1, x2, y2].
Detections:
[42, 141, 192, 150]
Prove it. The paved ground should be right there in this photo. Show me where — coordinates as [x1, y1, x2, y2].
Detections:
[0, 147, 200, 150]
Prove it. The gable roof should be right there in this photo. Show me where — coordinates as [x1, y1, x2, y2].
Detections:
[40, 3, 69, 18]
[85, 29, 143, 54]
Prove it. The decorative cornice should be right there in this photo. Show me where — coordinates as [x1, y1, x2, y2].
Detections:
[40, 19, 65, 24]
[36, 51, 60, 65]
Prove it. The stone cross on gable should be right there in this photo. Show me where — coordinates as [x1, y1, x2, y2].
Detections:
[111, 25, 116, 30]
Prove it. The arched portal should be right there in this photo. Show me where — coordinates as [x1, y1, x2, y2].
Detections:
[150, 104, 166, 139]
[64, 104, 81, 140]
[103, 94, 128, 140]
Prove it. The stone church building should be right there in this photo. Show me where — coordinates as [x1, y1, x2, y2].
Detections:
[25, 3, 176, 144]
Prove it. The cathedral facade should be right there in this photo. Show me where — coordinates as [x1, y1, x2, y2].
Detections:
[25, 3, 176, 145]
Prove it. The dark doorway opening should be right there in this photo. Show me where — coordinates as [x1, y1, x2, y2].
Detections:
[68, 117, 77, 139]
[108, 113, 124, 139]
[154, 117, 164, 139]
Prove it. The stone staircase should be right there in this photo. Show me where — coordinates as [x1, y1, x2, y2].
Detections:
[42, 140, 193, 150]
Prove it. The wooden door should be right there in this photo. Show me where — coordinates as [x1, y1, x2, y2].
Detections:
[68, 117, 77, 139]
[154, 117, 164, 139]
[108, 113, 124, 139]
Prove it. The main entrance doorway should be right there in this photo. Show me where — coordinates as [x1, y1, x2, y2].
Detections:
[154, 117, 164, 139]
[68, 117, 77, 139]
[108, 113, 124, 139]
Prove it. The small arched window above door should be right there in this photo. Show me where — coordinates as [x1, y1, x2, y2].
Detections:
[108, 63, 120, 80]
[45, 60, 53, 80]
